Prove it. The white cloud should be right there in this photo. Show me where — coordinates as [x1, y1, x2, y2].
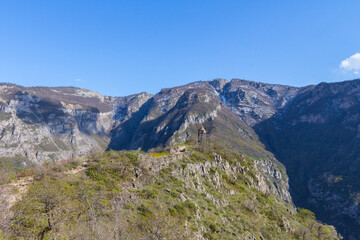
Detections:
[340, 53, 360, 75]
[75, 78, 82, 82]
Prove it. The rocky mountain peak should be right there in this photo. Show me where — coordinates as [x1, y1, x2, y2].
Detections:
[208, 78, 300, 125]
[209, 78, 229, 93]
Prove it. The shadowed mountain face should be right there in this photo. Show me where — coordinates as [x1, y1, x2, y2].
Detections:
[108, 80, 297, 158]
[109, 81, 266, 155]
[255, 79, 360, 240]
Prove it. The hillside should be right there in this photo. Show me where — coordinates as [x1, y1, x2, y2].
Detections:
[255, 79, 360, 240]
[0, 145, 340, 240]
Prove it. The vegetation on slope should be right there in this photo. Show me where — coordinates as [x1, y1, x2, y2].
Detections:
[255, 80, 360, 239]
[0, 145, 340, 240]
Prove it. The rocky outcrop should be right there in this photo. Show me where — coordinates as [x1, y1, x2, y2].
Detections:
[105, 147, 336, 239]
[255, 158, 292, 203]
[171, 153, 292, 203]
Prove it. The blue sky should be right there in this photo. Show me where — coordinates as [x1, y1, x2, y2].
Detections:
[0, 0, 359, 96]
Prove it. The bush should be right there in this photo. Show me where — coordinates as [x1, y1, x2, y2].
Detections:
[0, 169, 15, 185]
[171, 200, 196, 217]
[137, 204, 153, 217]
[297, 208, 316, 220]
[140, 189, 158, 199]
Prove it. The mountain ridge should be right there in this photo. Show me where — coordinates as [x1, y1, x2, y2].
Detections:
[1, 78, 360, 239]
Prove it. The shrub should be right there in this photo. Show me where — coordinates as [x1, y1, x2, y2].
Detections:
[171, 200, 196, 217]
[137, 204, 153, 217]
[297, 208, 316, 221]
[140, 189, 158, 199]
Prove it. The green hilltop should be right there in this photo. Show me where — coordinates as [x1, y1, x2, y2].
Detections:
[0, 144, 340, 240]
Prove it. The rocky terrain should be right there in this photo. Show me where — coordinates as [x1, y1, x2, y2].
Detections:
[1, 78, 359, 239]
[0, 146, 340, 239]
[210, 78, 299, 126]
[0, 83, 153, 164]
[255, 79, 360, 240]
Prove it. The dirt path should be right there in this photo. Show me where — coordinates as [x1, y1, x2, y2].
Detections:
[0, 162, 88, 211]
[64, 163, 87, 175]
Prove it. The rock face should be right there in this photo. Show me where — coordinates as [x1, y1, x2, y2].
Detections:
[210, 78, 299, 126]
[255, 79, 360, 240]
[0, 83, 152, 163]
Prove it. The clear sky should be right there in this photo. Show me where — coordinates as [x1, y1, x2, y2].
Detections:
[0, 0, 360, 96]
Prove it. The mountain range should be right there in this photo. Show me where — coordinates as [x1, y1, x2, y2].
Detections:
[0, 78, 359, 239]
